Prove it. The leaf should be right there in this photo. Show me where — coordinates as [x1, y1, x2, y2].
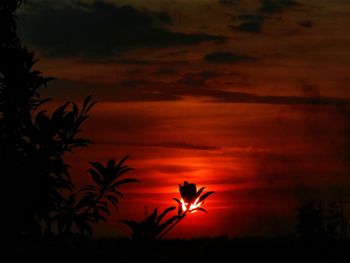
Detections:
[109, 188, 124, 198]
[82, 222, 93, 236]
[95, 214, 107, 222]
[106, 195, 119, 204]
[114, 155, 130, 173]
[97, 205, 111, 216]
[120, 220, 140, 232]
[89, 162, 106, 175]
[146, 208, 158, 225]
[114, 167, 135, 180]
[51, 103, 69, 122]
[198, 191, 214, 204]
[157, 215, 179, 235]
[75, 195, 92, 211]
[173, 198, 181, 204]
[157, 206, 176, 224]
[111, 178, 139, 188]
[178, 205, 183, 216]
[83, 95, 96, 113]
[107, 159, 115, 171]
[193, 207, 207, 213]
[106, 195, 119, 209]
[80, 184, 98, 192]
[88, 168, 103, 184]
[196, 187, 206, 198]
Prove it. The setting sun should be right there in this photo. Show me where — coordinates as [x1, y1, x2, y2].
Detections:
[181, 197, 203, 214]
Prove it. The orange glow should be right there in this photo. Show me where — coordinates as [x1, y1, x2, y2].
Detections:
[181, 197, 203, 214]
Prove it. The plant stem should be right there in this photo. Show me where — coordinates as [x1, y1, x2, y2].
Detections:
[157, 211, 188, 239]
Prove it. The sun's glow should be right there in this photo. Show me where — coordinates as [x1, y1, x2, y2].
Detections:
[181, 197, 203, 214]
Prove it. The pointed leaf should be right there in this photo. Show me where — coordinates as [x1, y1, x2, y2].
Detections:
[173, 198, 181, 204]
[157, 206, 176, 224]
[114, 155, 130, 172]
[111, 178, 139, 188]
[157, 215, 180, 236]
[98, 205, 111, 216]
[107, 159, 115, 171]
[192, 207, 207, 213]
[196, 187, 206, 198]
[120, 220, 140, 232]
[88, 168, 103, 184]
[198, 191, 214, 204]
[89, 162, 106, 175]
[146, 208, 158, 225]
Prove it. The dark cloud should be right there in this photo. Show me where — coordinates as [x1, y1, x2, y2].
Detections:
[153, 69, 178, 75]
[234, 21, 263, 33]
[110, 141, 220, 151]
[18, 1, 225, 57]
[299, 20, 313, 28]
[154, 165, 197, 174]
[302, 83, 320, 97]
[230, 1, 298, 33]
[204, 52, 256, 63]
[219, 0, 240, 4]
[259, 0, 298, 14]
[231, 14, 265, 33]
[177, 71, 222, 86]
[206, 90, 350, 106]
[48, 78, 350, 107]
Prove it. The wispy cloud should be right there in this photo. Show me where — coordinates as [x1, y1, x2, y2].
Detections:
[204, 52, 256, 63]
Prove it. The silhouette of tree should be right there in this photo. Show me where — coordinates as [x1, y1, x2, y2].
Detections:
[0, 1, 138, 240]
[296, 200, 326, 241]
[296, 196, 348, 241]
[52, 157, 139, 236]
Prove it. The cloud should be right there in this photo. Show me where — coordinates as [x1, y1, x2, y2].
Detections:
[231, 14, 265, 33]
[299, 20, 313, 28]
[205, 90, 350, 106]
[117, 142, 220, 151]
[219, 0, 240, 4]
[230, 1, 298, 33]
[154, 165, 197, 174]
[47, 78, 350, 107]
[18, 1, 225, 58]
[302, 83, 320, 97]
[259, 0, 298, 14]
[204, 52, 256, 63]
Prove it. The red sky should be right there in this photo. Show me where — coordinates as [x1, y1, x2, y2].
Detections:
[18, 0, 350, 238]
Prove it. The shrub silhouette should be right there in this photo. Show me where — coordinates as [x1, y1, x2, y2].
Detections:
[0, 1, 138, 239]
[121, 206, 178, 241]
[52, 157, 139, 236]
[296, 196, 348, 241]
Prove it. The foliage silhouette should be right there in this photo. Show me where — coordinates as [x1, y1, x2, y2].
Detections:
[52, 157, 139, 236]
[0, 0, 138, 239]
[122, 181, 214, 240]
[296, 196, 348, 241]
[121, 206, 178, 241]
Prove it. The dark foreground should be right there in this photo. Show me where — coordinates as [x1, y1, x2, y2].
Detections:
[16, 236, 350, 263]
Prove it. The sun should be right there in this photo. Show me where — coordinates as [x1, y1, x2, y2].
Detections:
[181, 197, 203, 214]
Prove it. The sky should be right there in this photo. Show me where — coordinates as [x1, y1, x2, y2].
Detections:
[18, 0, 350, 238]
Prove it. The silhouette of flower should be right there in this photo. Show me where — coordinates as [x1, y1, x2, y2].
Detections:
[175, 181, 214, 214]
[179, 181, 197, 203]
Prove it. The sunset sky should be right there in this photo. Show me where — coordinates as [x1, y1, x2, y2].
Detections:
[18, 0, 350, 238]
